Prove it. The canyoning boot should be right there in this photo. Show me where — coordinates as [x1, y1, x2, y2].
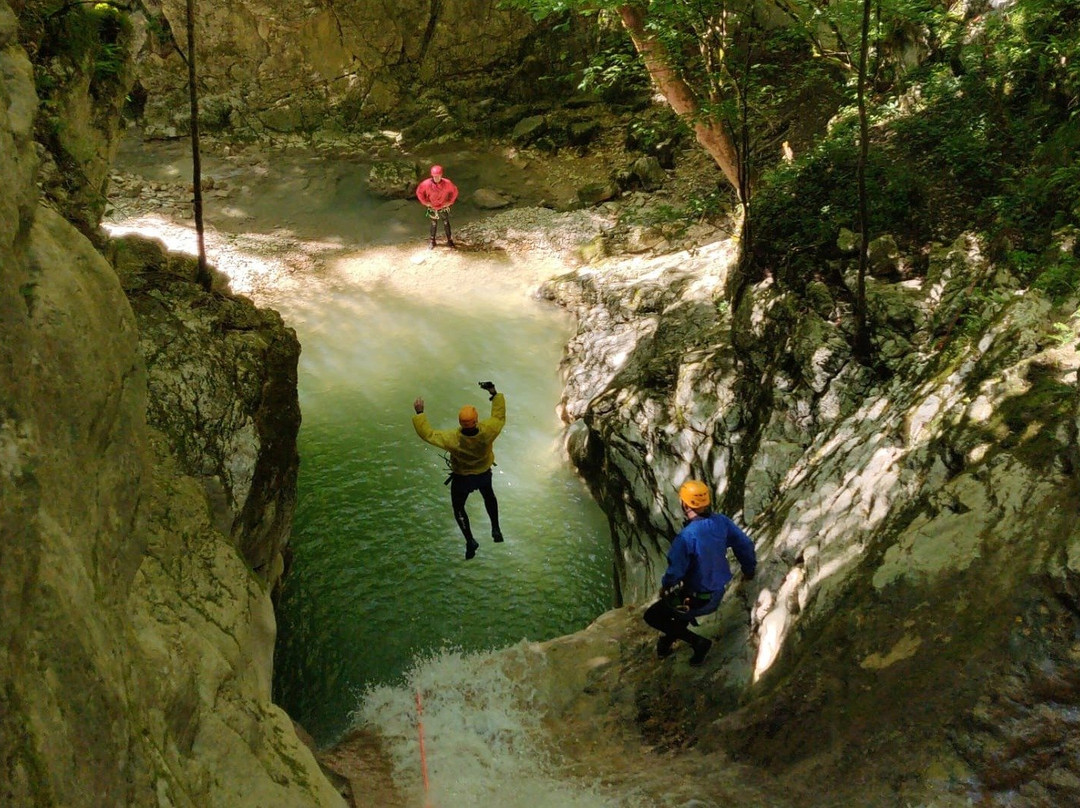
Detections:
[465, 539, 479, 560]
[447, 238, 456, 249]
[688, 636, 713, 667]
[429, 239, 437, 250]
[656, 635, 677, 659]
[492, 530, 504, 543]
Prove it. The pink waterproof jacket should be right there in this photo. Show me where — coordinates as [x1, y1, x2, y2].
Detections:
[416, 177, 459, 210]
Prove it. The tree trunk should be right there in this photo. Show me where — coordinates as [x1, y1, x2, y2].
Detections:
[187, 0, 210, 291]
[618, 5, 742, 195]
[853, 0, 872, 359]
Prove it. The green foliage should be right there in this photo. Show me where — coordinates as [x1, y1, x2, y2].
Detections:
[888, 67, 1002, 198]
[1006, 250, 1043, 285]
[959, 0, 1080, 243]
[620, 185, 731, 238]
[94, 40, 124, 82]
[23, 1, 133, 102]
[744, 0, 1080, 292]
[624, 107, 688, 156]
[1031, 256, 1080, 303]
[684, 187, 729, 221]
[751, 117, 929, 286]
[578, 43, 651, 105]
[954, 287, 1010, 340]
[503, 0, 582, 23]
[1049, 321, 1078, 347]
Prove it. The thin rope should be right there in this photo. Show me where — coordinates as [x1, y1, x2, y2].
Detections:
[416, 689, 433, 807]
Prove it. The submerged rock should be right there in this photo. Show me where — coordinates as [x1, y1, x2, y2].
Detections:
[367, 160, 420, 200]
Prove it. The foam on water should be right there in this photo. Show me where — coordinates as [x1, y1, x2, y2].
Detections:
[357, 645, 650, 808]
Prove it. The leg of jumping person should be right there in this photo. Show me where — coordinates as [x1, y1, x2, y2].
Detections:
[477, 470, 502, 541]
[450, 475, 479, 559]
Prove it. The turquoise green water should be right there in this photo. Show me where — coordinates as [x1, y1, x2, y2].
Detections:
[271, 266, 614, 746]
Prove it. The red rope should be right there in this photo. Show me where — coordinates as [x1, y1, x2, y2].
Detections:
[416, 689, 433, 807]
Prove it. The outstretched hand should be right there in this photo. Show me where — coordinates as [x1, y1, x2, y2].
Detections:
[413, 397, 425, 414]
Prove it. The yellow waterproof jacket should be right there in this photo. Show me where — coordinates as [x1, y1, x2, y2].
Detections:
[413, 393, 506, 475]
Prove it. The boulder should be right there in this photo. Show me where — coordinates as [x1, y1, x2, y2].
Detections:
[567, 119, 603, 147]
[629, 156, 667, 191]
[577, 180, 619, 207]
[545, 229, 1080, 805]
[868, 233, 902, 278]
[473, 187, 514, 209]
[511, 114, 547, 147]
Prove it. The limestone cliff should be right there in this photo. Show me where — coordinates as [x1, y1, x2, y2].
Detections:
[543, 230, 1080, 803]
[16, 0, 137, 235]
[107, 235, 301, 585]
[0, 5, 341, 805]
[132, 0, 554, 139]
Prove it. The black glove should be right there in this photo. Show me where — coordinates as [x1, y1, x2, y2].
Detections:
[478, 380, 497, 400]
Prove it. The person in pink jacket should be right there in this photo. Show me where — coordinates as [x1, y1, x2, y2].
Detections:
[415, 164, 459, 248]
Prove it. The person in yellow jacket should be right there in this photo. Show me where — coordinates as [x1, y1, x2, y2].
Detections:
[412, 381, 505, 559]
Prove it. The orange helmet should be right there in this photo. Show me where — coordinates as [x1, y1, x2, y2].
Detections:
[430, 164, 443, 178]
[678, 480, 711, 510]
[458, 405, 478, 427]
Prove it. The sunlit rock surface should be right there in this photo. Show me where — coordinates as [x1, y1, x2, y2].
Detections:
[0, 6, 341, 804]
[107, 235, 301, 585]
[542, 230, 1080, 804]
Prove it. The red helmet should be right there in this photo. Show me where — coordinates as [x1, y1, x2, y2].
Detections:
[430, 165, 443, 178]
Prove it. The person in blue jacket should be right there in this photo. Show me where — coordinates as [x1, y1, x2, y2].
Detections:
[644, 479, 756, 666]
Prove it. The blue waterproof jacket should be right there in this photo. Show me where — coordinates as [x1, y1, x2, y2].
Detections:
[662, 513, 756, 617]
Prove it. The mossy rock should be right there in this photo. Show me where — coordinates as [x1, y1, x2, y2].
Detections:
[577, 181, 619, 207]
[511, 114, 547, 147]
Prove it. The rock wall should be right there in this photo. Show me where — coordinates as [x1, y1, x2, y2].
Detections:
[1, 5, 341, 805]
[544, 231, 1080, 803]
[107, 235, 301, 585]
[132, 0, 552, 138]
[16, 0, 138, 235]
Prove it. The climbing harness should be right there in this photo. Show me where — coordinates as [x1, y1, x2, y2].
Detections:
[662, 582, 713, 614]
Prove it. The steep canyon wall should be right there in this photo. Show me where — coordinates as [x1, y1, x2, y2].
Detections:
[1, 5, 341, 805]
[545, 232, 1080, 803]
[133, 0, 551, 139]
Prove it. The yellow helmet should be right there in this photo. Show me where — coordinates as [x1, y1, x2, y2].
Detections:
[679, 480, 711, 509]
[458, 405, 478, 428]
